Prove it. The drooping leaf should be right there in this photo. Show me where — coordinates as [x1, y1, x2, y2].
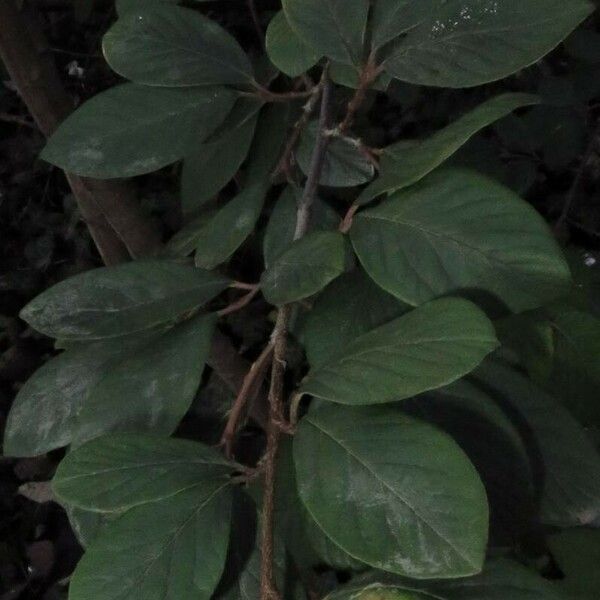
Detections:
[302, 268, 409, 368]
[548, 529, 600, 598]
[472, 359, 600, 527]
[3, 336, 146, 457]
[71, 314, 216, 445]
[69, 483, 232, 600]
[379, 0, 593, 88]
[297, 122, 375, 187]
[181, 99, 262, 215]
[294, 403, 489, 578]
[194, 182, 268, 269]
[261, 231, 346, 306]
[263, 185, 339, 269]
[41, 84, 236, 178]
[103, 5, 253, 86]
[266, 10, 320, 77]
[325, 558, 564, 600]
[20, 260, 229, 340]
[351, 169, 571, 312]
[300, 297, 498, 405]
[53, 433, 234, 512]
[282, 0, 369, 66]
[358, 93, 539, 205]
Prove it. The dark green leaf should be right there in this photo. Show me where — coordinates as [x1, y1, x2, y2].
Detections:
[472, 359, 600, 527]
[297, 122, 375, 187]
[181, 99, 262, 215]
[53, 433, 234, 512]
[20, 260, 229, 340]
[380, 0, 593, 88]
[263, 186, 339, 269]
[358, 93, 539, 205]
[69, 483, 232, 600]
[261, 231, 346, 306]
[282, 0, 369, 65]
[266, 10, 320, 77]
[103, 5, 253, 86]
[71, 314, 216, 445]
[194, 182, 268, 269]
[41, 84, 236, 178]
[295, 403, 489, 578]
[351, 169, 571, 312]
[300, 297, 498, 405]
[302, 268, 409, 368]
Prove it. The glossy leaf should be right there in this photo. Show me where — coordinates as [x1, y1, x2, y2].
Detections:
[266, 11, 320, 77]
[358, 93, 539, 205]
[53, 433, 234, 512]
[261, 231, 346, 306]
[181, 99, 261, 215]
[69, 484, 232, 600]
[3, 337, 144, 457]
[103, 5, 253, 86]
[472, 359, 600, 527]
[20, 260, 229, 340]
[282, 0, 369, 66]
[297, 122, 375, 187]
[72, 314, 216, 445]
[300, 297, 498, 405]
[303, 268, 409, 368]
[351, 169, 571, 312]
[380, 0, 593, 88]
[326, 559, 564, 599]
[194, 182, 268, 269]
[263, 186, 339, 269]
[41, 84, 236, 178]
[294, 403, 489, 578]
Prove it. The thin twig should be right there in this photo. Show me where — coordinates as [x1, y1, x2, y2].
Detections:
[217, 287, 260, 318]
[247, 0, 265, 47]
[0, 111, 37, 129]
[220, 342, 275, 457]
[339, 203, 359, 234]
[259, 69, 333, 600]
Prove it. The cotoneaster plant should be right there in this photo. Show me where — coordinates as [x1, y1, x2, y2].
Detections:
[3, 1, 600, 599]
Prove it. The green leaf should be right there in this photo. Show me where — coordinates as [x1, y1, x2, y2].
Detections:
[164, 209, 220, 258]
[63, 503, 112, 548]
[53, 433, 234, 512]
[351, 168, 571, 312]
[266, 11, 320, 77]
[282, 0, 369, 66]
[181, 99, 262, 215]
[358, 93, 539, 205]
[329, 61, 391, 91]
[41, 84, 235, 178]
[548, 529, 600, 598]
[380, 0, 593, 88]
[3, 336, 146, 457]
[103, 5, 253, 86]
[263, 185, 339, 269]
[261, 231, 346, 306]
[297, 122, 375, 187]
[294, 403, 489, 578]
[69, 483, 232, 600]
[472, 359, 600, 527]
[20, 260, 229, 340]
[300, 297, 498, 405]
[302, 268, 409, 368]
[326, 558, 565, 599]
[194, 182, 268, 269]
[72, 314, 216, 445]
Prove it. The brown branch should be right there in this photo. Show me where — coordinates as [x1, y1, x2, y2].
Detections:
[0, 0, 162, 262]
[260, 69, 333, 600]
[217, 286, 260, 318]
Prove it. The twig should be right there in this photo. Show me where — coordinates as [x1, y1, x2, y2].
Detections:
[338, 52, 382, 134]
[245, 85, 315, 103]
[0, 111, 37, 129]
[220, 342, 274, 457]
[247, 0, 264, 47]
[259, 69, 333, 600]
[217, 286, 260, 318]
[339, 203, 359, 234]
[556, 118, 600, 230]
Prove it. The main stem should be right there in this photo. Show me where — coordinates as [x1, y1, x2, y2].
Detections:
[259, 71, 333, 600]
